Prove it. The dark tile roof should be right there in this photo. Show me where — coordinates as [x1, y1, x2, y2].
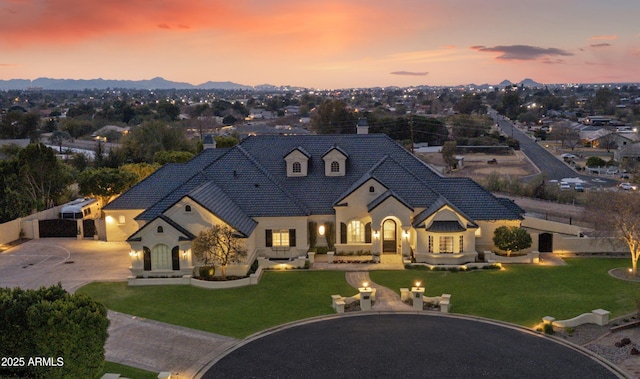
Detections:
[109, 134, 523, 231]
[426, 220, 466, 232]
[367, 190, 414, 213]
[187, 181, 257, 237]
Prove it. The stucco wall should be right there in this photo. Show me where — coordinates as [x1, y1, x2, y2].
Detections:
[474, 220, 522, 252]
[253, 216, 308, 258]
[104, 209, 144, 242]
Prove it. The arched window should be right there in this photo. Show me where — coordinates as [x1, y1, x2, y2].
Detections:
[156, 225, 164, 233]
[185, 205, 192, 212]
[369, 186, 375, 193]
[347, 220, 364, 243]
[330, 161, 340, 173]
[151, 244, 172, 270]
[292, 162, 302, 173]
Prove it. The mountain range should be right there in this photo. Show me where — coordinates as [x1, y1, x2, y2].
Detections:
[0, 77, 547, 91]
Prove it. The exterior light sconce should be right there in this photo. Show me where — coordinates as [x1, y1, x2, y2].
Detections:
[403, 231, 410, 240]
[373, 231, 380, 240]
[129, 250, 138, 257]
[182, 250, 188, 257]
[318, 225, 326, 236]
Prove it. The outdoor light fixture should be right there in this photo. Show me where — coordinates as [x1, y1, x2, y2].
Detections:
[363, 281, 369, 288]
[318, 225, 325, 236]
[403, 231, 410, 239]
[373, 231, 380, 239]
[415, 281, 421, 288]
[182, 250, 187, 257]
[129, 250, 138, 257]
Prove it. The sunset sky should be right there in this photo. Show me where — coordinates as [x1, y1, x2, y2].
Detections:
[1, 0, 639, 89]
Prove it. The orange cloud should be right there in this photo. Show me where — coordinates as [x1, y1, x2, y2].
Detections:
[0, 0, 412, 54]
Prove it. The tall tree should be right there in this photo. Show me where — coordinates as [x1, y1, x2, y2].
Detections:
[78, 167, 138, 207]
[584, 192, 640, 275]
[18, 143, 73, 210]
[192, 225, 247, 279]
[311, 100, 356, 134]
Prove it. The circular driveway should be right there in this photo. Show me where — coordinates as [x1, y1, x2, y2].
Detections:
[204, 313, 622, 378]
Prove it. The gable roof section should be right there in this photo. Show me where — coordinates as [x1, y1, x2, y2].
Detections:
[412, 196, 478, 228]
[367, 189, 414, 212]
[423, 177, 523, 220]
[426, 220, 466, 232]
[187, 181, 257, 237]
[127, 214, 196, 242]
[285, 146, 311, 158]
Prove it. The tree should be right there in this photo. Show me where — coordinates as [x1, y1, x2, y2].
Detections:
[311, 100, 356, 134]
[549, 121, 580, 150]
[192, 225, 248, 278]
[153, 150, 194, 165]
[492, 226, 532, 257]
[78, 167, 138, 207]
[441, 141, 458, 170]
[48, 130, 73, 153]
[584, 192, 640, 275]
[19, 143, 73, 210]
[0, 284, 109, 379]
[586, 156, 607, 168]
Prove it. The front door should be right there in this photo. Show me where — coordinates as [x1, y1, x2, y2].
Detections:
[382, 219, 397, 253]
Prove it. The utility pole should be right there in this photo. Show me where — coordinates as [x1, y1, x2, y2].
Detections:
[409, 115, 414, 154]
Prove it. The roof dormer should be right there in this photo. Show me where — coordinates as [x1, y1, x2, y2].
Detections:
[322, 145, 348, 177]
[284, 147, 310, 177]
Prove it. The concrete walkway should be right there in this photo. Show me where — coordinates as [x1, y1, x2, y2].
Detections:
[345, 271, 412, 311]
[106, 311, 238, 379]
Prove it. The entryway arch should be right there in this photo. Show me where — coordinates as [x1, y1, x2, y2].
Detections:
[539, 233, 553, 253]
[382, 219, 397, 254]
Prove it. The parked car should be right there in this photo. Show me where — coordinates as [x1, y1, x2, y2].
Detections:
[619, 183, 638, 191]
[559, 182, 571, 190]
[574, 184, 584, 192]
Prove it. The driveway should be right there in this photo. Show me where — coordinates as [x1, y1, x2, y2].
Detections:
[0, 238, 130, 292]
[203, 313, 623, 378]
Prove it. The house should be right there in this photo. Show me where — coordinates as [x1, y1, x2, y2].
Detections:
[103, 132, 524, 278]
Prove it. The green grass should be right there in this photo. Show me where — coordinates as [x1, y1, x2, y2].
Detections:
[371, 258, 640, 328]
[78, 271, 353, 338]
[100, 361, 157, 379]
[79, 259, 640, 338]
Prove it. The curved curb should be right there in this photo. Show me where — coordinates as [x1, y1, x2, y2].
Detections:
[608, 268, 640, 282]
[194, 311, 630, 379]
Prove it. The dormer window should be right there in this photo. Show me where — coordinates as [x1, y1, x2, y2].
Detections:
[284, 147, 310, 177]
[185, 205, 192, 212]
[322, 146, 348, 177]
[369, 186, 375, 193]
[157, 226, 164, 233]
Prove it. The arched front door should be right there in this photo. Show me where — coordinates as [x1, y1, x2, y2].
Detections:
[382, 219, 397, 254]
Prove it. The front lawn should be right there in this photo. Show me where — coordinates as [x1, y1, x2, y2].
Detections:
[100, 361, 157, 379]
[371, 258, 640, 327]
[78, 271, 353, 339]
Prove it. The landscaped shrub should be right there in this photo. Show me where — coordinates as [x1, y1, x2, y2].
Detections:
[0, 284, 109, 379]
[542, 323, 554, 335]
[198, 266, 215, 279]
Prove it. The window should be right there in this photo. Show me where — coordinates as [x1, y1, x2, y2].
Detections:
[266, 229, 296, 247]
[439, 236, 453, 253]
[157, 225, 164, 233]
[369, 186, 375, 193]
[185, 205, 192, 212]
[292, 162, 301, 173]
[118, 215, 126, 224]
[428, 236, 433, 253]
[347, 220, 364, 243]
[459, 235, 464, 253]
[151, 244, 171, 270]
[330, 161, 340, 173]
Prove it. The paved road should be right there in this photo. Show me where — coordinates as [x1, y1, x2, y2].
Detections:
[490, 109, 615, 187]
[203, 313, 622, 378]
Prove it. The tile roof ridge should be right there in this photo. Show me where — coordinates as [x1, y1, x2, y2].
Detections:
[235, 144, 311, 215]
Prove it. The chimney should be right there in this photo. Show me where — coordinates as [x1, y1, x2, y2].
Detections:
[356, 118, 369, 135]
